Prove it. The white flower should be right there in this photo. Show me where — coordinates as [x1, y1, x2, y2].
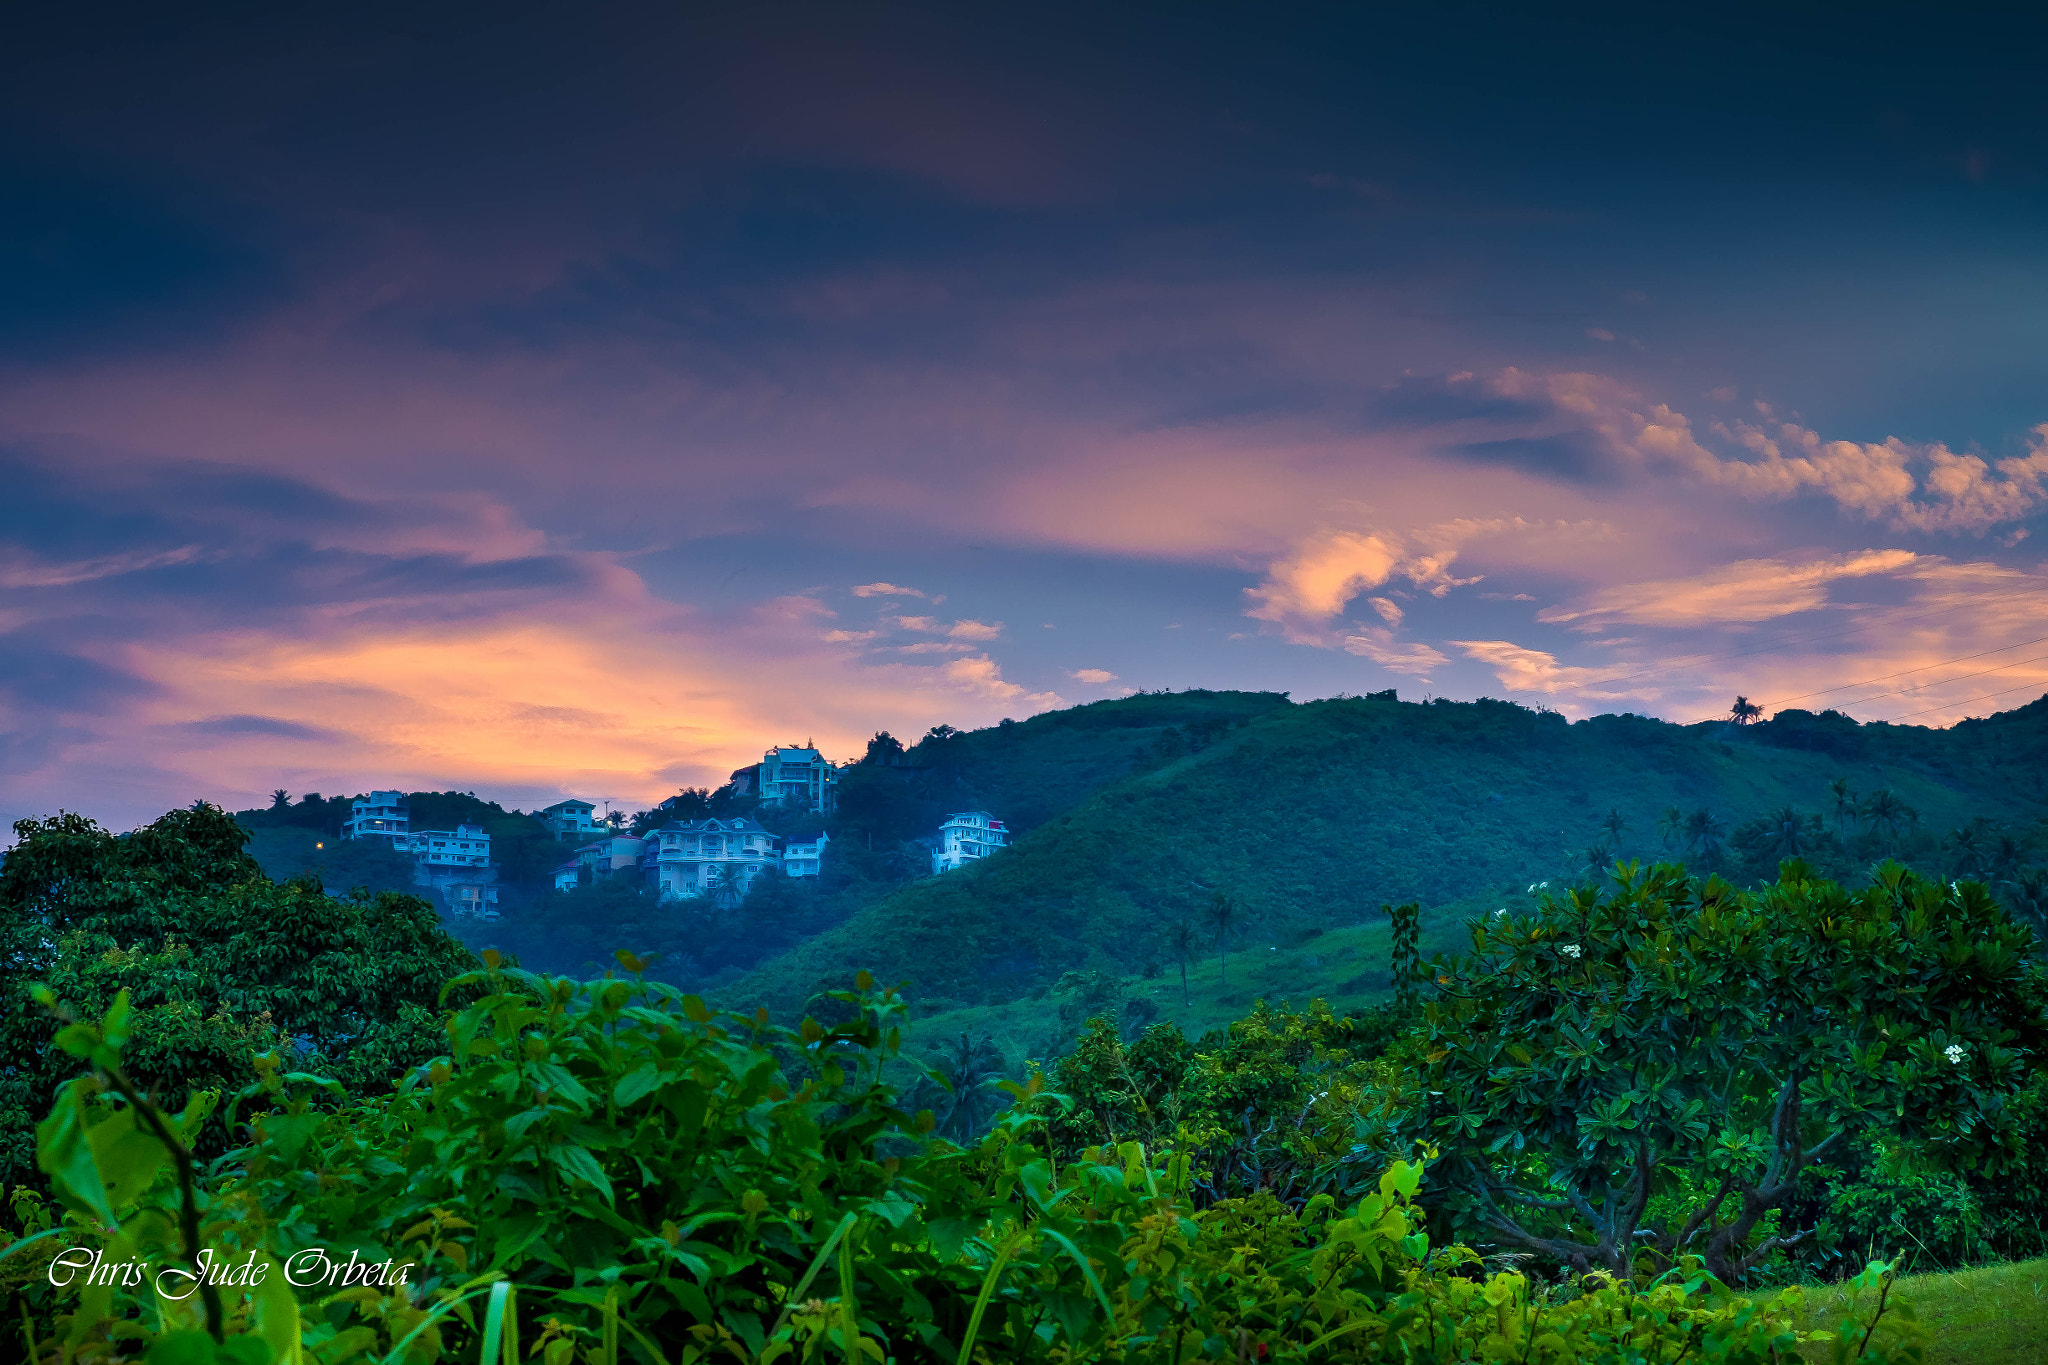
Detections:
[1540, 880, 1549, 889]
[1944, 1043, 1966, 1064]
[1561, 943, 1583, 959]
[1527, 883, 1537, 894]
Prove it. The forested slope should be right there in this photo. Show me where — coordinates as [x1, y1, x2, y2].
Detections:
[730, 693, 2048, 1016]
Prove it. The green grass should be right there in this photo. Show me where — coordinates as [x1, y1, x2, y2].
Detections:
[897, 887, 1500, 1066]
[1795, 1258, 2048, 1364]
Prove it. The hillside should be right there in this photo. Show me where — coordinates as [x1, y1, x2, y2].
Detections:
[728, 692, 2048, 1019]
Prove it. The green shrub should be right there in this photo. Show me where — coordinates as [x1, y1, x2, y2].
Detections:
[8, 964, 1931, 1364]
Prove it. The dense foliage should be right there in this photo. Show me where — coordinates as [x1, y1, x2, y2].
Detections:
[1368, 860, 2048, 1285]
[733, 694, 2048, 1018]
[0, 806, 476, 1189]
[8, 965, 1932, 1364]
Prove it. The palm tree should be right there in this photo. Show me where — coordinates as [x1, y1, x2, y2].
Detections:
[1729, 696, 1764, 726]
[1827, 778, 1857, 839]
[1600, 808, 1626, 849]
[270, 789, 292, 810]
[1682, 807, 1726, 861]
[1943, 823, 1986, 880]
[2004, 871, 2048, 937]
[922, 1033, 1007, 1141]
[1580, 843, 1612, 884]
[1206, 891, 1242, 989]
[1761, 806, 1810, 859]
[1990, 832, 2026, 884]
[1656, 806, 1684, 851]
[710, 862, 751, 911]
[1860, 789, 1917, 857]
[1164, 917, 1198, 1006]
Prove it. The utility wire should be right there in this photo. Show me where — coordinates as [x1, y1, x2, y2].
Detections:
[1888, 680, 2048, 725]
[1822, 650, 2048, 712]
[1759, 631, 2048, 708]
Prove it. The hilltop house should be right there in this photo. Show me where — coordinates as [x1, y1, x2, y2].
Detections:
[783, 830, 830, 879]
[551, 833, 645, 891]
[752, 746, 838, 813]
[405, 821, 498, 919]
[933, 812, 1007, 873]
[645, 817, 780, 902]
[538, 798, 607, 842]
[342, 791, 410, 846]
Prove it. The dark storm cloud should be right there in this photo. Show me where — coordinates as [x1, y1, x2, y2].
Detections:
[177, 714, 339, 741]
[1368, 376, 1557, 429]
[1440, 433, 1627, 488]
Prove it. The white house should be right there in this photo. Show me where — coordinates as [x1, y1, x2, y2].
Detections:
[537, 798, 607, 842]
[933, 812, 1007, 873]
[753, 746, 838, 813]
[342, 791, 410, 846]
[646, 817, 780, 902]
[402, 822, 498, 917]
[406, 822, 492, 868]
[784, 830, 830, 879]
[553, 859, 581, 893]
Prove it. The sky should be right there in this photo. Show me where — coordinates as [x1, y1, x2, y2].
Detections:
[6, 1, 2048, 831]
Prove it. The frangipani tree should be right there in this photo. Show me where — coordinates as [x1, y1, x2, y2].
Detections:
[1380, 859, 2047, 1284]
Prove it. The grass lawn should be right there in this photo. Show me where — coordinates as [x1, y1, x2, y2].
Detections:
[1794, 1258, 2048, 1364]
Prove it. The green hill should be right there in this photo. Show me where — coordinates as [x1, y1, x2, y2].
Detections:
[728, 692, 2048, 1020]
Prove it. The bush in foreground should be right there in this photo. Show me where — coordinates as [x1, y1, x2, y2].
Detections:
[7, 962, 1931, 1364]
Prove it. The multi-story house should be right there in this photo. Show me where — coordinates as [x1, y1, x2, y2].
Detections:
[753, 746, 838, 813]
[342, 791, 410, 846]
[537, 798, 608, 842]
[645, 817, 780, 902]
[783, 830, 830, 879]
[933, 812, 1007, 873]
[404, 821, 498, 918]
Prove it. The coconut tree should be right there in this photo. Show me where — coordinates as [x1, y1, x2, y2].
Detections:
[1682, 807, 1726, 863]
[1600, 807, 1626, 849]
[1164, 916, 1198, 1006]
[1206, 891, 1243, 989]
[1827, 778, 1857, 838]
[269, 789, 292, 810]
[1860, 789, 1917, 857]
[1656, 806, 1684, 851]
[1729, 695, 1764, 725]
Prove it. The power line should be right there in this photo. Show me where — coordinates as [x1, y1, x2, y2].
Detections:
[1825, 650, 2048, 712]
[1759, 631, 2048, 708]
[1887, 680, 2048, 724]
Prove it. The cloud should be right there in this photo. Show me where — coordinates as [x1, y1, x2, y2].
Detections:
[946, 619, 1003, 640]
[1367, 596, 1403, 625]
[1451, 639, 1638, 697]
[176, 714, 340, 741]
[942, 655, 1061, 709]
[1341, 628, 1448, 677]
[896, 641, 977, 654]
[852, 582, 925, 597]
[1069, 667, 1118, 683]
[1245, 524, 1485, 640]
[1539, 550, 1925, 627]
[822, 629, 881, 642]
[889, 615, 943, 632]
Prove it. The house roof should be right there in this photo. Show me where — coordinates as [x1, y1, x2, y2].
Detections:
[653, 817, 771, 834]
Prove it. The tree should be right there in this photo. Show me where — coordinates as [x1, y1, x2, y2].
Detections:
[1383, 861, 2048, 1285]
[0, 805, 477, 1187]
[1860, 789, 1917, 857]
[861, 732, 906, 766]
[1206, 891, 1242, 988]
[1656, 806, 1684, 851]
[1945, 823, 1987, 880]
[1682, 807, 1726, 862]
[1164, 917, 1198, 1006]
[1828, 777, 1858, 838]
[1381, 900, 1422, 1015]
[269, 789, 292, 810]
[916, 1032, 1008, 1142]
[1600, 807, 1626, 849]
[1729, 695, 1764, 725]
